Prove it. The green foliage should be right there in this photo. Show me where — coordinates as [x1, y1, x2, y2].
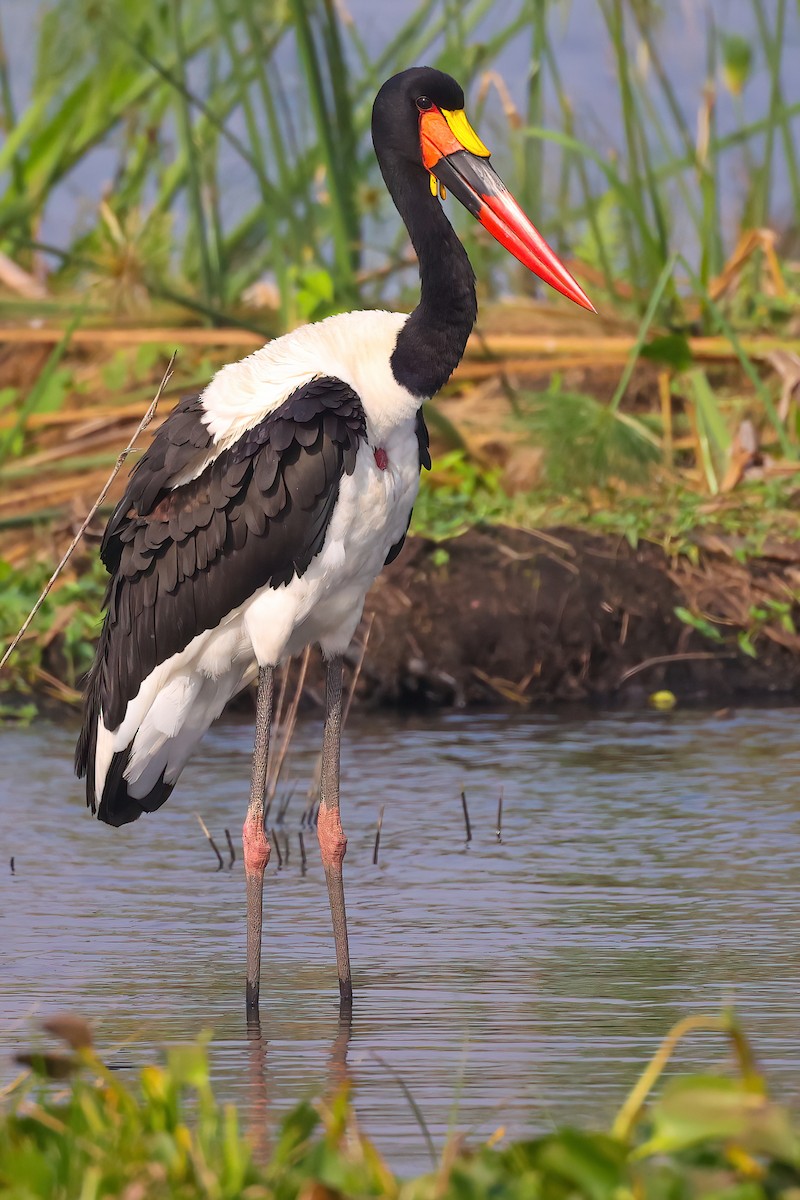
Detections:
[0, 317, 80, 467]
[3, 1016, 800, 1199]
[412, 450, 509, 539]
[674, 606, 724, 643]
[0, 1, 798, 328]
[515, 384, 660, 490]
[0, 555, 106, 708]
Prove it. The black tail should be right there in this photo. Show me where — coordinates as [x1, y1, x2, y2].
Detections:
[75, 626, 173, 827]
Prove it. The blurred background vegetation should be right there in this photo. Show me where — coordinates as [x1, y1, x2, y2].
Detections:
[1, 0, 798, 325]
[1, 0, 799, 700]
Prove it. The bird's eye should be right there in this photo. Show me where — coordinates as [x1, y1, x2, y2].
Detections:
[416, 96, 433, 112]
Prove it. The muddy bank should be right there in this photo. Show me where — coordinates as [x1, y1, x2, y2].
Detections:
[15, 523, 800, 716]
[342, 525, 800, 708]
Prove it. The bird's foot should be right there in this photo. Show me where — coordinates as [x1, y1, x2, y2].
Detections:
[242, 813, 271, 878]
[317, 804, 347, 871]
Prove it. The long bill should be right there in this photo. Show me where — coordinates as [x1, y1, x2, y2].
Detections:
[420, 109, 595, 313]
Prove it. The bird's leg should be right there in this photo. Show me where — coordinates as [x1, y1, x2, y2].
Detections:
[244, 665, 274, 1017]
[318, 654, 353, 1005]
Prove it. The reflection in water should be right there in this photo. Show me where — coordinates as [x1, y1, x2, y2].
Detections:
[3, 706, 800, 1172]
[328, 1001, 353, 1094]
[244, 999, 352, 1161]
[245, 1016, 270, 1164]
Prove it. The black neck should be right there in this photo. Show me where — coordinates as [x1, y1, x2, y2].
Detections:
[379, 155, 477, 397]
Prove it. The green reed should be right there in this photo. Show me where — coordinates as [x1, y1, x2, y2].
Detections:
[0, 0, 797, 331]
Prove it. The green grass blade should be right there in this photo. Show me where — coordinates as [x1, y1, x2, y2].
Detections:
[541, 37, 619, 298]
[288, 0, 358, 302]
[610, 253, 678, 413]
[679, 253, 794, 459]
[751, 0, 800, 220]
[169, 0, 216, 308]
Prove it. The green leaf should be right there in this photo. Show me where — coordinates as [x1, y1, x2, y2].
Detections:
[639, 1075, 800, 1164]
[505, 1131, 626, 1200]
[738, 631, 758, 659]
[675, 606, 724, 642]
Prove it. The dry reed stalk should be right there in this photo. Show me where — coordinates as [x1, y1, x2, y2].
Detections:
[0, 327, 263, 348]
[0, 354, 176, 672]
[462, 334, 800, 360]
[343, 614, 373, 724]
[452, 356, 628, 383]
[33, 666, 81, 703]
[0, 252, 48, 300]
[0, 401, 177, 434]
[265, 645, 311, 803]
[0, 473, 118, 519]
[4, 442, 121, 473]
[4, 325, 796, 360]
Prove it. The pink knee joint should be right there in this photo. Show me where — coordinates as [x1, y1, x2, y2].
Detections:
[317, 804, 347, 871]
[242, 815, 270, 877]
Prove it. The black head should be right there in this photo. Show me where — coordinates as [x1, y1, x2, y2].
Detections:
[371, 67, 465, 167]
[371, 65, 596, 324]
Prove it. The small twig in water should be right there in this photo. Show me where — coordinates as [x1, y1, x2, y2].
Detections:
[0, 353, 177, 673]
[277, 783, 296, 824]
[9, 857, 14, 875]
[461, 790, 472, 843]
[224, 828, 236, 869]
[196, 814, 224, 871]
[270, 828, 282, 868]
[299, 831, 307, 875]
[373, 804, 385, 866]
[496, 789, 503, 843]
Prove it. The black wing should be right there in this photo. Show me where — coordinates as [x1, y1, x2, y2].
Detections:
[76, 376, 367, 766]
[384, 409, 431, 566]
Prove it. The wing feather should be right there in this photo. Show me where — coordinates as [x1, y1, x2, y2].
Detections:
[76, 376, 367, 779]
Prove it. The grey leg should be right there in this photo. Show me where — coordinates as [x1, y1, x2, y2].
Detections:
[317, 654, 353, 1005]
[243, 666, 274, 1016]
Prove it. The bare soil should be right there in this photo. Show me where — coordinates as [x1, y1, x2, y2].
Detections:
[344, 526, 800, 708]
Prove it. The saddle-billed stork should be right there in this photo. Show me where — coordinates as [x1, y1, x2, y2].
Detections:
[76, 66, 593, 1016]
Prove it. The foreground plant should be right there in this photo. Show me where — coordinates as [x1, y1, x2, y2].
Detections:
[3, 1014, 800, 1198]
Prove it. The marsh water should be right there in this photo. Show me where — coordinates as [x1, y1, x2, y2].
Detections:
[3, 705, 800, 1172]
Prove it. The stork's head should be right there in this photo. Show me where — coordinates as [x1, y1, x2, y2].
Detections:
[372, 67, 594, 312]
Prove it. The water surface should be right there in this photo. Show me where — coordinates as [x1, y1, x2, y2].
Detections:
[2, 706, 800, 1172]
